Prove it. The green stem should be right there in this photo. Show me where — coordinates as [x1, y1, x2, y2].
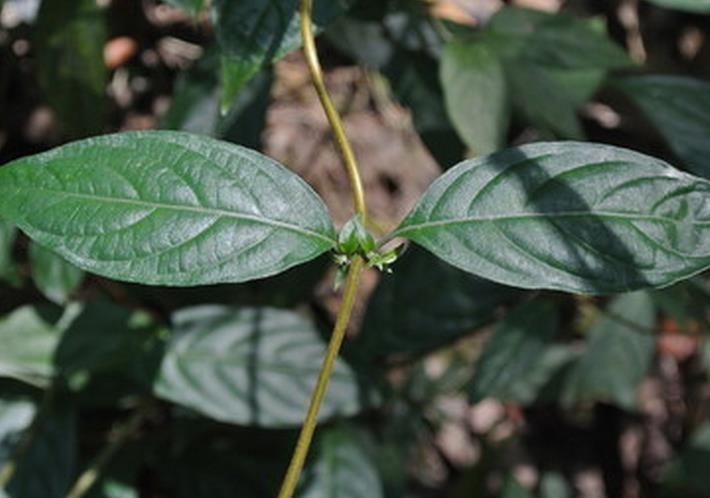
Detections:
[276, 2, 370, 497]
[64, 409, 145, 498]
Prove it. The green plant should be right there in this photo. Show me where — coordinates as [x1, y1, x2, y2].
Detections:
[2, 1, 710, 497]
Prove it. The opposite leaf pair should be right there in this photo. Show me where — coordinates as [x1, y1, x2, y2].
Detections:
[0, 131, 708, 295]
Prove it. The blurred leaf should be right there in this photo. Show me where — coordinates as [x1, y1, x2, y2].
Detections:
[0, 398, 35, 463]
[0, 220, 17, 284]
[34, 0, 107, 138]
[441, 37, 510, 155]
[662, 423, 710, 497]
[3, 401, 77, 498]
[154, 306, 372, 427]
[161, 49, 273, 150]
[540, 472, 571, 498]
[298, 426, 384, 498]
[0, 131, 336, 286]
[616, 76, 710, 180]
[29, 242, 84, 305]
[213, 0, 350, 109]
[393, 142, 710, 294]
[164, 0, 203, 15]
[0, 306, 64, 387]
[651, 278, 710, 329]
[350, 246, 521, 360]
[646, 0, 710, 13]
[560, 292, 656, 409]
[501, 475, 533, 498]
[469, 299, 574, 404]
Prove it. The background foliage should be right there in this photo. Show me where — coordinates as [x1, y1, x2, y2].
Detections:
[1, 0, 710, 497]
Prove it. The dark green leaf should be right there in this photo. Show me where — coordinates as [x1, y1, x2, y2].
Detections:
[440, 38, 510, 155]
[560, 292, 656, 409]
[393, 142, 710, 294]
[4, 402, 77, 498]
[0, 131, 336, 286]
[661, 423, 710, 497]
[213, 0, 349, 108]
[349, 246, 522, 360]
[646, 0, 710, 13]
[0, 220, 17, 284]
[298, 426, 384, 498]
[501, 475, 533, 498]
[29, 242, 84, 305]
[161, 49, 273, 150]
[154, 306, 370, 427]
[34, 0, 108, 138]
[616, 76, 710, 180]
[338, 214, 375, 255]
[469, 299, 574, 404]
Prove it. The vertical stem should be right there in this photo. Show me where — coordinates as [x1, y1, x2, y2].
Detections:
[276, 257, 364, 498]
[276, 2, 370, 497]
[299, 0, 368, 223]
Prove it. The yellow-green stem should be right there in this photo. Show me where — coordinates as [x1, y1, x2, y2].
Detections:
[299, 0, 368, 222]
[276, 257, 364, 498]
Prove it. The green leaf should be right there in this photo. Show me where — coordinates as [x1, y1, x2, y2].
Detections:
[337, 214, 376, 255]
[646, 0, 710, 13]
[164, 0, 203, 15]
[349, 247, 522, 360]
[298, 426, 384, 498]
[661, 423, 710, 497]
[3, 401, 77, 498]
[560, 292, 656, 409]
[616, 76, 710, 180]
[440, 38, 510, 155]
[0, 307, 64, 387]
[0, 219, 17, 284]
[29, 242, 84, 305]
[500, 476, 533, 498]
[154, 306, 370, 427]
[469, 299, 575, 404]
[0, 131, 336, 286]
[161, 49, 273, 150]
[34, 0, 108, 138]
[540, 472, 572, 498]
[393, 142, 710, 294]
[213, 0, 350, 108]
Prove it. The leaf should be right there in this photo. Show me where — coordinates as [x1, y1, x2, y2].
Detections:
[0, 219, 17, 284]
[154, 306, 371, 427]
[349, 246, 522, 360]
[393, 142, 710, 294]
[540, 472, 572, 498]
[213, 0, 350, 108]
[29, 242, 84, 305]
[0, 131, 336, 286]
[161, 48, 273, 150]
[616, 76, 710, 180]
[469, 299, 575, 404]
[500, 475, 533, 498]
[661, 423, 710, 497]
[0, 307, 64, 387]
[34, 0, 108, 138]
[646, 0, 710, 13]
[164, 0, 203, 15]
[3, 401, 77, 498]
[560, 292, 656, 409]
[440, 37, 510, 155]
[298, 426, 384, 498]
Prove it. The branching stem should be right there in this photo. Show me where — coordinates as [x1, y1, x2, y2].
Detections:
[276, 2, 369, 497]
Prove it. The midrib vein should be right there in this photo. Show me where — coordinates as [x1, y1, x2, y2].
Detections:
[12, 187, 335, 244]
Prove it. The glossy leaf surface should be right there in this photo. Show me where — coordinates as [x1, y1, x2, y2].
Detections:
[617, 76, 710, 180]
[394, 142, 710, 294]
[0, 131, 336, 286]
[29, 242, 84, 305]
[154, 306, 368, 427]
